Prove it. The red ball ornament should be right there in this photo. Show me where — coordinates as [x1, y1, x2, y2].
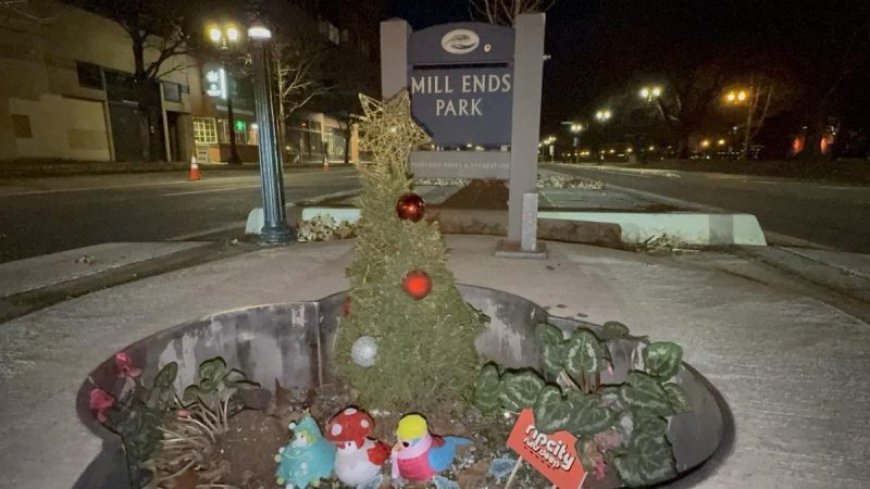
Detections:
[403, 270, 432, 300]
[396, 193, 425, 222]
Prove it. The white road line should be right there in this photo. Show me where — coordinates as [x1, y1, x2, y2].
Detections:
[162, 185, 262, 197]
[167, 222, 247, 241]
[0, 180, 193, 197]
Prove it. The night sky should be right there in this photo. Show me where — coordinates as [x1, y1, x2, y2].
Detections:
[385, 0, 870, 136]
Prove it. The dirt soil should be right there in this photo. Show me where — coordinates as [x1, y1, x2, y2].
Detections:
[217, 410, 287, 489]
[164, 382, 599, 489]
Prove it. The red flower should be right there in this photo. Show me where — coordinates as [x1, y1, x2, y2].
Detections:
[89, 388, 115, 423]
[595, 460, 607, 480]
[114, 352, 142, 378]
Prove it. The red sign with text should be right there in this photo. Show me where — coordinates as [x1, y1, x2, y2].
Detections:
[506, 409, 586, 489]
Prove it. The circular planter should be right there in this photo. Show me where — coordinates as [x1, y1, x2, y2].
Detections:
[74, 285, 729, 488]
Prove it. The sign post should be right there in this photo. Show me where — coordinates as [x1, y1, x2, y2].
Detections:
[379, 15, 547, 256]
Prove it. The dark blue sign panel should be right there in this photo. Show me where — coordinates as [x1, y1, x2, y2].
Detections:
[409, 22, 515, 65]
[409, 68, 513, 146]
[408, 22, 515, 146]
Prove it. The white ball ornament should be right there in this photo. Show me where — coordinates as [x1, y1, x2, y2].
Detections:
[351, 336, 378, 367]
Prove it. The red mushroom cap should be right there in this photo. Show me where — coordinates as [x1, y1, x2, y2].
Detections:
[326, 407, 375, 448]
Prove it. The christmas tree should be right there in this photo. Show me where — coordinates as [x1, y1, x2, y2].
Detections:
[335, 91, 486, 413]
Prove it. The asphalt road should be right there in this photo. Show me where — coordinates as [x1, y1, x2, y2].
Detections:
[547, 163, 870, 253]
[0, 166, 360, 263]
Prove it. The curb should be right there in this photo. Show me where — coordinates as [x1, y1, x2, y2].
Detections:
[258, 205, 766, 248]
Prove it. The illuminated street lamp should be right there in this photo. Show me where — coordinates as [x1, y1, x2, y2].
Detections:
[206, 23, 243, 165]
[595, 109, 612, 122]
[639, 85, 663, 102]
[725, 89, 749, 104]
[248, 20, 293, 244]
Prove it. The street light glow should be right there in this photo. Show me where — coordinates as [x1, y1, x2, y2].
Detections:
[726, 89, 749, 104]
[640, 85, 663, 101]
[700, 139, 711, 148]
[248, 25, 272, 40]
[226, 26, 240, 43]
[208, 26, 222, 43]
[717, 138, 726, 146]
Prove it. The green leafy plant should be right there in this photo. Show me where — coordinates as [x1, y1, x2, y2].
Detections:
[92, 355, 259, 488]
[182, 357, 257, 426]
[497, 369, 545, 413]
[94, 356, 179, 486]
[473, 322, 693, 487]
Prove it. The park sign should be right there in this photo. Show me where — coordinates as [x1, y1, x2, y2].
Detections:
[381, 14, 546, 253]
[408, 22, 515, 146]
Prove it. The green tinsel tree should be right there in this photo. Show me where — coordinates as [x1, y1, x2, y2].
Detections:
[335, 91, 486, 413]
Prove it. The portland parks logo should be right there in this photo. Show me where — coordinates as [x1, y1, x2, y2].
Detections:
[441, 29, 480, 54]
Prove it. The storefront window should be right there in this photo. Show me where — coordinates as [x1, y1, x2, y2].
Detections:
[193, 117, 217, 144]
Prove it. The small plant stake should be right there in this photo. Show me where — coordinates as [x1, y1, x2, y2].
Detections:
[506, 409, 587, 489]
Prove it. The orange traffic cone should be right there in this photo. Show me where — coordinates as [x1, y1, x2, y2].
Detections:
[189, 155, 201, 181]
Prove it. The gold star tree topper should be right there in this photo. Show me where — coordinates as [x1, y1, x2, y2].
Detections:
[359, 91, 431, 174]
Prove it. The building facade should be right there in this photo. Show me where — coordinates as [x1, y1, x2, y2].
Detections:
[0, 0, 380, 164]
[0, 0, 206, 162]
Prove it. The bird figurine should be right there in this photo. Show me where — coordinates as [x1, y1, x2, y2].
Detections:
[325, 407, 391, 487]
[274, 415, 336, 489]
[391, 413, 471, 482]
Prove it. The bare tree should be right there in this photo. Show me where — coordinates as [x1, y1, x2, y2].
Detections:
[273, 39, 331, 127]
[66, 0, 201, 160]
[652, 63, 728, 158]
[469, 0, 557, 25]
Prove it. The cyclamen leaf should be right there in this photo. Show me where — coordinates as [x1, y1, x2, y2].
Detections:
[629, 408, 669, 449]
[644, 342, 683, 380]
[621, 373, 673, 416]
[564, 330, 603, 382]
[473, 363, 501, 412]
[499, 370, 545, 412]
[663, 383, 693, 414]
[182, 385, 201, 403]
[541, 342, 566, 380]
[535, 323, 564, 345]
[602, 321, 631, 339]
[153, 362, 178, 389]
[533, 386, 573, 434]
[612, 436, 676, 486]
[599, 386, 626, 412]
[566, 390, 613, 437]
[199, 357, 228, 384]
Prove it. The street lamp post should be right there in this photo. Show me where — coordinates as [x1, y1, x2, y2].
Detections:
[595, 109, 612, 163]
[563, 122, 584, 162]
[248, 22, 294, 244]
[724, 87, 752, 159]
[208, 25, 242, 165]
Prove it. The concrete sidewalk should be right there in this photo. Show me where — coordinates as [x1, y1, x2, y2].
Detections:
[0, 236, 869, 489]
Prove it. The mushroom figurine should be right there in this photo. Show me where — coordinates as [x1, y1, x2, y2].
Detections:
[325, 407, 391, 487]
